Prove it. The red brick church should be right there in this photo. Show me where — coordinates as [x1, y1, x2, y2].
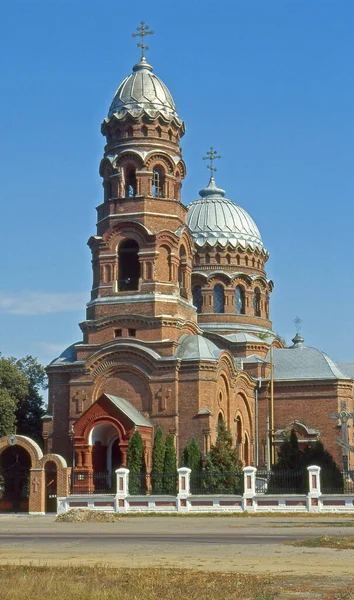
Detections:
[43, 26, 354, 479]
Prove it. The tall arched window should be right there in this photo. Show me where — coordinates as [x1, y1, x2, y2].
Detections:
[226, 254, 231, 265]
[141, 125, 148, 137]
[124, 167, 137, 197]
[214, 285, 225, 314]
[192, 286, 203, 313]
[253, 287, 261, 317]
[156, 126, 162, 138]
[103, 180, 112, 202]
[152, 167, 165, 198]
[245, 256, 249, 266]
[126, 126, 133, 138]
[236, 255, 240, 266]
[235, 286, 245, 315]
[215, 253, 221, 264]
[217, 413, 224, 434]
[118, 239, 140, 291]
[205, 253, 210, 264]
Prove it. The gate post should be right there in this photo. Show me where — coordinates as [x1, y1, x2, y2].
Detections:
[177, 467, 191, 513]
[243, 466, 257, 512]
[115, 468, 129, 512]
[29, 468, 45, 514]
[307, 465, 321, 513]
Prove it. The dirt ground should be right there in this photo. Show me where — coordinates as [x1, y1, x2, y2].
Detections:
[1, 514, 354, 598]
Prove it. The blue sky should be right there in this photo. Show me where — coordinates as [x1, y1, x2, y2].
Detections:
[0, 0, 353, 368]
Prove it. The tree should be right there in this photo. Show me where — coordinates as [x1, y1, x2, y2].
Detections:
[203, 419, 242, 494]
[15, 355, 46, 443]
[181, 437, 203, 493]
[0, 389, 17, 437]
[0, 355, 28, 437]
[163, 434, 177, 494]
[269, 429, 305, 492]
[127, 430, 146, 495]
[303, 440, 344, 493]
[151, 426, 165, 493]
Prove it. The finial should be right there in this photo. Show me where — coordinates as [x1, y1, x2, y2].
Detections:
[132, 21, 154, 60]
[202, 146, 221, 175]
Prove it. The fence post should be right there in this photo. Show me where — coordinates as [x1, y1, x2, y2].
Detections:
[243, 466, 257, 512]
[177, 467, 191, 513]
[307, 465, 321, 513]
[115, 468, 129, 513]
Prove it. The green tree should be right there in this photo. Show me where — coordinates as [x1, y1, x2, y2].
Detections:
[163, 434, 177, 494]
[151, 426, 165, 494]
[0, 389, 17, 437]
[0, 355, 28, 437]
[181, 437, 203, 493]
[270, 429, 305, 492]
[127, 429, 146, 495]
[203, 419, 242, 494]
[303, 440, 344, 492]
[15, 355, 46, 443]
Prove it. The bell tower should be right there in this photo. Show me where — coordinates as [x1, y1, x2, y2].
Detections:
[83, 23, 196, 348]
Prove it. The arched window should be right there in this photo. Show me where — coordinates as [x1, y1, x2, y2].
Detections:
[215, 253, 221, 264]
[156, 126, 162, 138]
[217, 412, 224, 434]
[214, 285, 225, 314]
[103, 180, 112, 202]
[205, 253, 210, 264]
[141, 125, 148, 137]
[124, 167, 137, 197]
[226, 254, 231, 265]
[235, 286, 245, 315]
[245, 256, 249, 267]
[252, 258, 255, 268]
[118, 239, 140, 291]
[126, 126, 133, 138]
[168, 129, 173, 141]
[192, 286, 203, 313]
[195, 254, 200, 265]
[152, 167, 165, 198]
[253, 287, 261, 317]
[236, 255, 240, 266]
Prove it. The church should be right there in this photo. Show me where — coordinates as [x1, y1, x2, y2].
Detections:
[43, 24, 354, 480]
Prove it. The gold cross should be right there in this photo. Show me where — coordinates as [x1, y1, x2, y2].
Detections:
[202, 146, 221, 173]
[132, 21, 154, 60]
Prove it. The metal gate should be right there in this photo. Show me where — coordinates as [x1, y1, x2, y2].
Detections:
[0, 462, 30, 513]
[45, 468, 57, 513]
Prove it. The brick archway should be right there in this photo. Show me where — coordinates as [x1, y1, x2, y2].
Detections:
[0, 436, 70, 514]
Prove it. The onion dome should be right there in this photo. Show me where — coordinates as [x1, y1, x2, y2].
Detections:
[187, 177, 266, 252]
[107, 58, 183, 126]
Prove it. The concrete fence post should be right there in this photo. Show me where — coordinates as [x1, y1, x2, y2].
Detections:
[177, 467, 191, 513]
[115, 468, 129, 512]
[307, 465, 321, 512]
[243, 466, 257, 512]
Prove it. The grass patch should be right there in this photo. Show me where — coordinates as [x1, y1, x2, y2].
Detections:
[287, 536, 354, 550]
[0, 565, 274, 600]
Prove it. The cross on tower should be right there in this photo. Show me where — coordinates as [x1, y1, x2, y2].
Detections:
[329, 401, 354, 471]
[294, 316, 302, 333]
[202, 146, 221, 174]
[132, 21, 154, 60]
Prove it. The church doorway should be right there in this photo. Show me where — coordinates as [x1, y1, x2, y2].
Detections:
[0, 446, 31, 513]
[90, 422, 122, 492]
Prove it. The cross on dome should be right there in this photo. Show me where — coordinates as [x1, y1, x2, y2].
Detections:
[202, 146, 221, 174]
[132, 21, 154, 60]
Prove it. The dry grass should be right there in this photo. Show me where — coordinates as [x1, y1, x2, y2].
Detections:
[0, 565, 274, 600]
[287, 536, 354, 550]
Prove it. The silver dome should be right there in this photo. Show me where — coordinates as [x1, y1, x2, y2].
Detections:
[108, 58, 181, 123]
[187, 178, 265, 252]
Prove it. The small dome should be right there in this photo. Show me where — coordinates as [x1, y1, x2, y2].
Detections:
[108, 58, 181, 123]
[187, 178, 265, 252]
[175, 335, 221, 361]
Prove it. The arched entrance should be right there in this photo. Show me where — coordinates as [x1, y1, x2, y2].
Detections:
[0, 445, 31, 513]
[45, 461, 57, 513]
[89, 422, 122, 492]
